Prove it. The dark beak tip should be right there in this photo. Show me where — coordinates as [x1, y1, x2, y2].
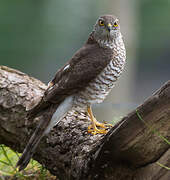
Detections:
[107, 27, 111, 32]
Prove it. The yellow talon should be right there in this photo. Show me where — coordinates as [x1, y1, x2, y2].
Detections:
[87, 106, 112, 135]
[87, 123, 112, 130]
[95, 121, 113, 128]
[88, 126, 107, 135]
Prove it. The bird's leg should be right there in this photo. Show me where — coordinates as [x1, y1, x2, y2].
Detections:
[87, 106, 112, 135]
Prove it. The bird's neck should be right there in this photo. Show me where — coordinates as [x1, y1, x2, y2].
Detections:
[87, 31, 123, 49]
[98, 33, 123, 49]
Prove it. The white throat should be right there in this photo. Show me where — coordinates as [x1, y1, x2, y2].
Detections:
[97, 33, 123, 49]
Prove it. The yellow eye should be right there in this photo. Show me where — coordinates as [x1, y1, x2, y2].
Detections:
[113, 22, 118, 27]
[99, 20, 104, 26]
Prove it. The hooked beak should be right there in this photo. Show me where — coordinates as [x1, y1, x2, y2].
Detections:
[107, 23, 112, 32]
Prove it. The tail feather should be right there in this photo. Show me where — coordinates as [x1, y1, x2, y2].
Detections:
[27, 99, 51, 121]
[16, 107, 54, 171]
[16, 96, 73, 171]
[16, 133, 43, 171]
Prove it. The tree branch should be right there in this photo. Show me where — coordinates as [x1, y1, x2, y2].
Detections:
[0, 66, 170, 180]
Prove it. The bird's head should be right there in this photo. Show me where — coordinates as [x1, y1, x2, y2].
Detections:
[93, 15, 121, 46]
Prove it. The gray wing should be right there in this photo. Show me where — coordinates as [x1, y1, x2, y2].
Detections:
[28, 42, 113, 118]
[45, 43, 112, 102]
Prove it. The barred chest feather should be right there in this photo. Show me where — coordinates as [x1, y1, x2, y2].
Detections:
[74, 35, 126, 107]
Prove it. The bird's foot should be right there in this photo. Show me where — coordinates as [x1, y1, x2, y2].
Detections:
[87, 106, 112, 135]
[88, 125, 107, 135]
[95, 121, 113, 129]
[88, 120, 112, 135]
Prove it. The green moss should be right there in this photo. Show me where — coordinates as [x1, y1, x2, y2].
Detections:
[0, 145, 55, 179]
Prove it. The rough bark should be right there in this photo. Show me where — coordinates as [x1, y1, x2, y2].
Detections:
[0, 66, 169, 180]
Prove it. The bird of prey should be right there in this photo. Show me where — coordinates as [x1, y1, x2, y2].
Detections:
[16, 14, 126, 171]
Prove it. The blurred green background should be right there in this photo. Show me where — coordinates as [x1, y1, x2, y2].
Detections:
[0, 0, 170, 120]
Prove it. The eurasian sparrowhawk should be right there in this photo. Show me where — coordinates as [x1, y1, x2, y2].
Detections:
[16, 14, 126, 171]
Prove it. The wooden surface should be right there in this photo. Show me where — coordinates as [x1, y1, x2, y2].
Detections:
[0, 66, 170, 180]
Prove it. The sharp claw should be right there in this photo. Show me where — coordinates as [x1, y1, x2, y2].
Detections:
[88, 127, 108, 135]
[88, 121, 112, 135]
[87, 107, 112, 135]
[95, 122, 113, 129]
[104, 123, 113, 127]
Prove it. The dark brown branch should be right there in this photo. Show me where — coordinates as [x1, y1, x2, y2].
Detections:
[0, 66, 170, 180]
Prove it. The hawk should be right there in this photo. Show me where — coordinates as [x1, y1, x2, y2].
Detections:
[16, 15, 126, 170]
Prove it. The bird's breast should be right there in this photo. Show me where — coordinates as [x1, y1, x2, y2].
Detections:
[74, 46, 126, 107]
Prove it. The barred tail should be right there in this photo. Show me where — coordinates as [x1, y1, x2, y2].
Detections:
[16, 96, 73, 171]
